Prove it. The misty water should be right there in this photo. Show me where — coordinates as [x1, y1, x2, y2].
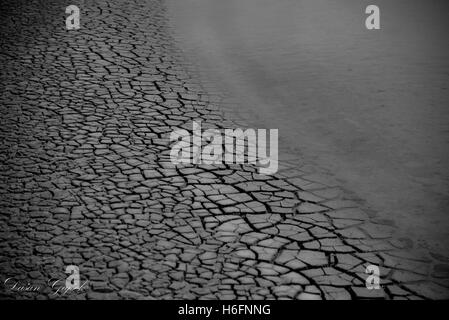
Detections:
[167, 0, 449, 254]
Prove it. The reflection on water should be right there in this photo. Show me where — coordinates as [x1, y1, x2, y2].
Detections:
[167, 0, 449, 253]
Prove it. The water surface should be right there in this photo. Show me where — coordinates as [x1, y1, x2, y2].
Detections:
[167, 0, 449, 254]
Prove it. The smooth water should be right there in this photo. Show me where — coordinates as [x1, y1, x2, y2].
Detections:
[167, 0, 449, 253]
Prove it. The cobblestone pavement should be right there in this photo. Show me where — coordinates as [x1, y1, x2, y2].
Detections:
[1, 0, 449, 300]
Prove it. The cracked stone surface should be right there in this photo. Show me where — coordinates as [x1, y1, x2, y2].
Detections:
[1, 0, 449, 300]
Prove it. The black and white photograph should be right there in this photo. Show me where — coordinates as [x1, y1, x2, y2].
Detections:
[1, 0, 449, 307]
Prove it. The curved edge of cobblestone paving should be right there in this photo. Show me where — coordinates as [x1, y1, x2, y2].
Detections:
[0, 0, 448, 300]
